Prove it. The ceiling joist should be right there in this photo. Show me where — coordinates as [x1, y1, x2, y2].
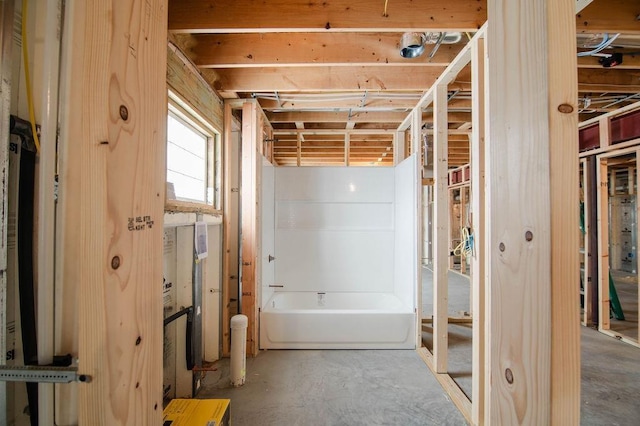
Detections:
[168, 0, 487, 33]
[180, 33, 466, 68]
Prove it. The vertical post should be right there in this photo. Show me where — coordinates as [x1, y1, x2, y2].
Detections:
[394, 131, 405, 166]
[433, 84, 449, 373]
[460, 186, 467, 275]
[411, 109, 423, 349]
[470, 32, 486, 426]
[296, 132, 302, 167]
[222, 102, 233, 356]
[586, 156, 599, 326]
[449, 188, 455, 270]
[241, 101, 260, 356]
[344, 133, 350, 166]
[599, 116, 610, 150]
[59, 0, 167, 422]
[485, 0, 579, 423]
[597, 157, 611, 331]
[548, 0, 580, 422]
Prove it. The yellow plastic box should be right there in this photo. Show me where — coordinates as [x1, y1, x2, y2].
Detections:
[163, 398, 230, 426]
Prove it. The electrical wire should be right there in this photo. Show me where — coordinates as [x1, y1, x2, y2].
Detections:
[453, 227, 473, 260]
[383, 0, 389, 17]
[577, 33, 620, 57]
[21, 0, 41, 153]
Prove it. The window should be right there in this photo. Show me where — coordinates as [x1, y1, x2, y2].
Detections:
[166, 94, 220, 208]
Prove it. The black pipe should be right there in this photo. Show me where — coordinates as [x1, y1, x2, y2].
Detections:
[163, 306, 195, 371]
[12, 115, 39, 426]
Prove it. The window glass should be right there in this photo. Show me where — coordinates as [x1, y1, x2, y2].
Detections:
[167, 113, 208, 203]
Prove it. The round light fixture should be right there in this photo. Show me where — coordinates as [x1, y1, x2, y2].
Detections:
[400, 32, 426, 58]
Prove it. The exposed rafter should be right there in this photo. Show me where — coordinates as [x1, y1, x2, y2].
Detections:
[168, 0, 487, 33]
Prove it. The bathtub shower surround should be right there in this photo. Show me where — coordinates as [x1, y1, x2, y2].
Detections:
[259, 155, 419, 349]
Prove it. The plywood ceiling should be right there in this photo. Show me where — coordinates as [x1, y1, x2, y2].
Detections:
[168, 0, 640, 167]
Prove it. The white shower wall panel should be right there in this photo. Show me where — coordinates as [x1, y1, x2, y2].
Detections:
[274, 167, 395, 294]
[275, 229, 394, 293]
[276, 167, 394, 203]
[394, 155, 418, 308]
[277, 201, 393, 230]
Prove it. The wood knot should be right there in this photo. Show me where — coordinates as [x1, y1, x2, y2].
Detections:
[111, 256, 121, 270]
[557, 103, 574, 114]
[119, 105, 129, 121]
[505, 368, 514, 384]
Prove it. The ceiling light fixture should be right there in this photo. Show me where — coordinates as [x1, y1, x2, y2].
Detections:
[400, 32, 464, 59]
[399, 32, 426, 58]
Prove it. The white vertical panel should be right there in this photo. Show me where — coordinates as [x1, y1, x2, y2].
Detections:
[175, 226, 193, 398]
[394, 154, 417, 309]
[203, 225, 221, 362]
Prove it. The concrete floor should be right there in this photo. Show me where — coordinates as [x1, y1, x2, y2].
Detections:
[197, 267, 640, 425]
[199, 350, 466, 425]
[423, 268, 640, 425]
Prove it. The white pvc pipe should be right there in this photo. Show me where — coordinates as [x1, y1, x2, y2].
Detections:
[36, 0, 62, 424]
[230, 314, 248, 387]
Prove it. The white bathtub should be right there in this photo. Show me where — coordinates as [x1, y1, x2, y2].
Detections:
[259, 292, 416, 349]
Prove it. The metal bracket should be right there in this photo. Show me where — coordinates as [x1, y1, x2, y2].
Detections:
[0, 366, 91, 384]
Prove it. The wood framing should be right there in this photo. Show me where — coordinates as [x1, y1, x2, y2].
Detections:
[432, 84, 449, 374]
[186, 33, 465, 68]
[57, 0, 167, 422]
[222, 102, 234, 356]
[417, 348, 472, 423]
[470, 32, 486, 426]
[167, 42, 224, 131]
[168, 0, 487, 33]
[484, 0, 579, 423]
[548, 0, 581, 422]
[241, 101, 261, 357]
[596, 146, 640, 347]
[597, 155, 611, 331]
[203, 66, 451, 92]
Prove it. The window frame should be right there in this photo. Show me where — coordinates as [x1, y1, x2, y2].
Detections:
[166, 90, 221, 212]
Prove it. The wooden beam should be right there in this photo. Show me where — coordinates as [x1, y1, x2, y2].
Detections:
[585, 157, 599, 326]
[168, 0, 487, 33]
[344, 133, 350, 166]
[576, 0, 640, 34]
[185, 33, 465, 67]
[257, 95, 473, 111]
[433, 84, 449, 374]
[58, 0, 167, 422]
[241, 101, 260, 356]
[222, 102, 234, 356]
[266, 111, 409, 123]
[577, 68, 640, 93]
[485, 0, 579, 423]
[597, 158, 611, 330]
[202, 66, 451, 92]
[266, 110, 473, 124]
[548, 0, 581, 423]
[167, 42, 224, 131]
[417, 348, 472, 425]
[470, 33, 486, 426]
